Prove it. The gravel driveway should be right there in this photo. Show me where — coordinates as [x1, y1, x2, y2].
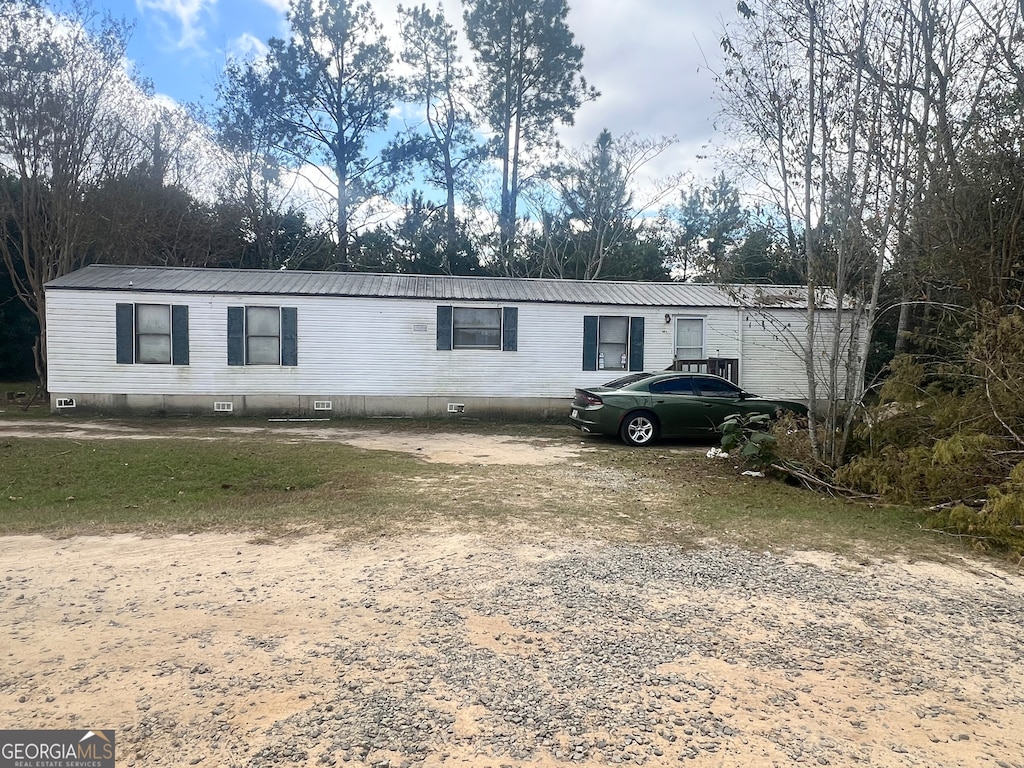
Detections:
[2, 529, 1022, 768]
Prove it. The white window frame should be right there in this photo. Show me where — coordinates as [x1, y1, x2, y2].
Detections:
[452, 306, 502, 350]
[246, 306, 283, 365]
[135, 304, 172, 364]
[597, 316, 630, 371]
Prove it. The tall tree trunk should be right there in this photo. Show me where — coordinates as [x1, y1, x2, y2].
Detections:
[443, 146, 457, 269]
[336, 141, 349, 271]
[498, 103, 514, 268]
[803, 0, 821, 462]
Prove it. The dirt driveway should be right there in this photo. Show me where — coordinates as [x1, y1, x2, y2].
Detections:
[1, 420, 1023, 767]
[0, 417, 598, 465]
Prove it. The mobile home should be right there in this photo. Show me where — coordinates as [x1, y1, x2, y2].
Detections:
[44, 265, 846, 418]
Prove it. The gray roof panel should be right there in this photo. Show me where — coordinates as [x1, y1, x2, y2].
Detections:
[45, 264, 833, 309]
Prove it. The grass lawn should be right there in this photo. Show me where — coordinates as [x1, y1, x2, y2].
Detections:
[0, 436, 429, 536]
[0, 416, 954, 562]
[0, 380, 48, 418]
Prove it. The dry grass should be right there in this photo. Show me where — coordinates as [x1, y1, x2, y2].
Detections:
[0, 417, 955, 562]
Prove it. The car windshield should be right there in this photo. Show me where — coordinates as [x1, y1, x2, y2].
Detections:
[601, 372, 654, 389]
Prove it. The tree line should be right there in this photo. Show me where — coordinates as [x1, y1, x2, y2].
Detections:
[718, 0, 1024, 551]
[1, 0, 789, 382]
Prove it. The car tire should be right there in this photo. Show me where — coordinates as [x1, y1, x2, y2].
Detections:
[620, 411, 659, 446]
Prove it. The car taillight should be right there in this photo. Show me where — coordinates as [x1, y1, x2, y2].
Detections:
[575, 389, 603, 406]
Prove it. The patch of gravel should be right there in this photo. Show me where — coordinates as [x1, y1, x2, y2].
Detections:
[281, 547, 1023, 767]
[3, 534, 1023, 768]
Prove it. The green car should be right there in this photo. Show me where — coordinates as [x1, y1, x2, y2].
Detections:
[569, 371, 808, 446]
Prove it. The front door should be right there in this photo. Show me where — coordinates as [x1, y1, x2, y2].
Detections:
[674, 318, 704, 364]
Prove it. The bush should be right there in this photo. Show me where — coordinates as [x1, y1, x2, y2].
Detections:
[718, 412, 777, 470]
[837, 336, 1024, 556]
[926, 461, 1024, 553]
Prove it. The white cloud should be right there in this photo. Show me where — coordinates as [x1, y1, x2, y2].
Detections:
[380, 0, 733, 182]
[256, 0, 290, 12]
[226, 32, 269, 61]
[135, 0, 214, 50]
[561, 0, 734, 180]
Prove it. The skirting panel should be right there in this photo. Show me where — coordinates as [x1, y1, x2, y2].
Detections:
[48, 393, 569, 421]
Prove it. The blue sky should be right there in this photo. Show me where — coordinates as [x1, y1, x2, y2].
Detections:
[99, 0, 735, 180]
[114, 0, 288, 104]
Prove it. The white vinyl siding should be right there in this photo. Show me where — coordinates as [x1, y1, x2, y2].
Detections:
[45, 287, 846, 403]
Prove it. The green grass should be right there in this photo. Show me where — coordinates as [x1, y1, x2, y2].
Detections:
[0, 438, 426, 535]
[591, 445, 941, 561]
[0, 422, 962, 563]
[0, 380, 48, 418]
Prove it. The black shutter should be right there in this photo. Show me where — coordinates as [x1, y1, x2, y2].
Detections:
[171, 305, 189, 366]
[502, 307, 518, 351]
[583, 315, 598, 370]
[281, 307, 298, 366]
[629, 317, 645, 371]
[227, 307, 245, 366]
[116, 303, 134, 364]
[436, 305, 453, 350]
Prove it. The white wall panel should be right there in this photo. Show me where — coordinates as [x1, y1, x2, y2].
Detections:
[46, 289, 832, 402]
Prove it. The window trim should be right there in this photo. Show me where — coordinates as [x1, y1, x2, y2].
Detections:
[453, 306, 502, 350]
[583, 315, 644, 372]
[246, 306, 283, 365]
[436, 305, 518, 352]
[135, 303, 172, 364]
[598, 316, 630, 371]
[116, 303, 189, 366]
[227, 306, 298, 367]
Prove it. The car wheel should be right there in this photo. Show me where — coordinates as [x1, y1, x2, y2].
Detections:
[620, 411, 659, 446]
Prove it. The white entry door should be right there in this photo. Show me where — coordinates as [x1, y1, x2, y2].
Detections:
[674, 318, 704, 361]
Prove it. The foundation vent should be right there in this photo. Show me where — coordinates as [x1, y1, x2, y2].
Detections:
[55, 398, 76, 409]
[447, 403, 465, 414]
[313, 400, 333, 411]
[213, 401, 234, 413]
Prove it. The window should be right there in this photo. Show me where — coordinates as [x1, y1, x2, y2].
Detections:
[598, 316, 629, 370]
[246, 306, 282, 364]
[136, 304, 171, 363]
[649, 376, 695, 395]
[583, 316, 645, 371]
[436, 306, 518, 351]
[603, 372, 655, 389]
[116, 303, 189, 365]
[227, 306, 298, 366]
[695, 377, 742, 398]
[454, 307, 501, 349]
[674, 317, 705, 360]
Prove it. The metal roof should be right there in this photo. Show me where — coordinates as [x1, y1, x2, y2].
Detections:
[45, 264, 831, 309]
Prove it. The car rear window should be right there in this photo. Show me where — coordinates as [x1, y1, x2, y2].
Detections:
[602, 372, 654, 389]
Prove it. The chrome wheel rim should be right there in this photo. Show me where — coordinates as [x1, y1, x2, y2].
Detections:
[627, 417, 654, 444]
